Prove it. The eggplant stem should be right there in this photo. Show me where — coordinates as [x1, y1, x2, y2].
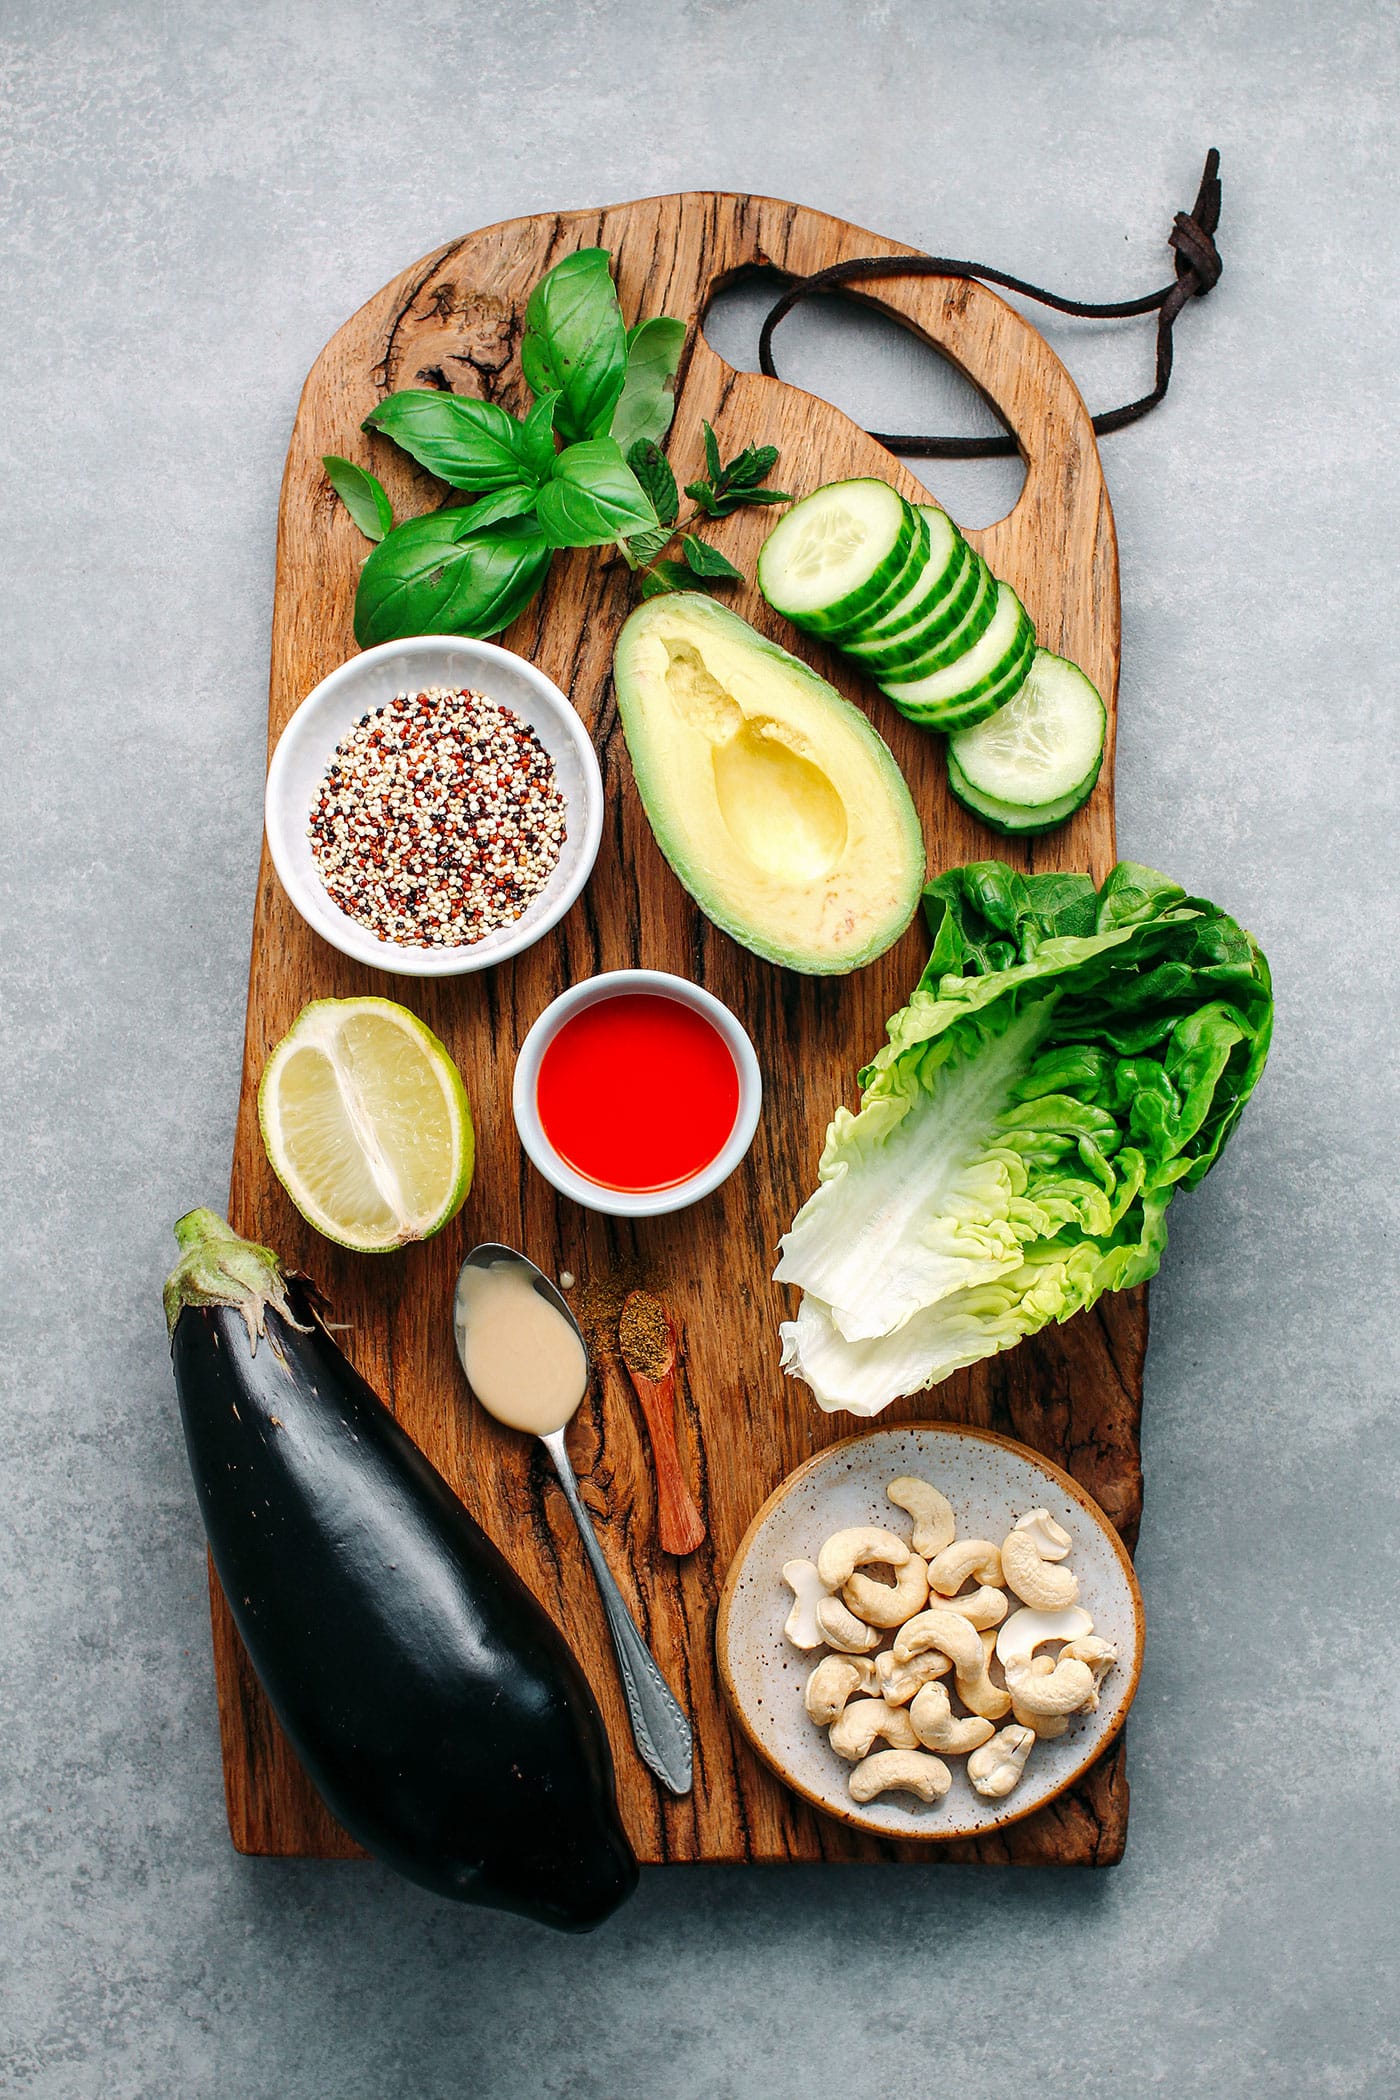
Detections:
[163, 1208, 311, 1348]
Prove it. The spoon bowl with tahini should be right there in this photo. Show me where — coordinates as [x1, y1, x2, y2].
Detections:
[452, 1244, 693, 1796]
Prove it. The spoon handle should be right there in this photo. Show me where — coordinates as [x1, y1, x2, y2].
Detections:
[541, 1428, 693, 1796]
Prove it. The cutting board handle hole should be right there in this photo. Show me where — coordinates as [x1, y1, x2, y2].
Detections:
[699, 270, 1026, 532]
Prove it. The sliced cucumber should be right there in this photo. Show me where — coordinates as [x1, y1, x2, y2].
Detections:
[757, 480, 916, 633]
[854, 549, 997, 679]
[844, 506, 964, 646]
[904, 620, 1036, 732]
[816, 506, 930, 642]
[880, 579, 1033, 718]
[946, 749, 1100, 834]
[947, 650, 1106, 813]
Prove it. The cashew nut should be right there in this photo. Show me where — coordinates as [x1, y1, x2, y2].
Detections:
[816, 1526, 910, 1591]
[893, 1607, 1010, 1722]
[875, 1645, 951, 1706]
[927, 1583, 1008, 1631]
[1004, 1653, 1096, 1739]
[1000, 1519, 1079, 1610]
[842, 1553, 929, 1628]
[815, 1593, 882, 1654]
[927, 1538, 1003, 1595]
[803, 1654, 878, 1725]
[781, 1559, 828, 1650]
[995, 1604, 1094, 1669]
[967, 1724, 1036, 1798]
[828, 1697, 919, 1762]
[848, 1749, 952, 1804]
[885, 1476, 956, 1557]
[909, 1681, 996, 1757]
[1011, 1508, 1073, 1561]
[1061, 1635, 1118, 1709]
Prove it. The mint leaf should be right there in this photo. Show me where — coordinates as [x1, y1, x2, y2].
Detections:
[702, 420, 723, 485]
[640, 560, 693, 598]
[323, 456, 393, 542]
[684, 479, 726, 517]
[627, 439, 679, 527]
[363, 391, 534, 493]
[680, 534, 742, 581]
[723, 443, 780, 489]
[622, 524, 673, 566]
[353, 512, 552, 647]
[521, 249, 628, 446]
[519, 391, 561, 481]
[535, 438, 660, 549]
[727, 485, 792, 505]
[610, 315, 686, 453]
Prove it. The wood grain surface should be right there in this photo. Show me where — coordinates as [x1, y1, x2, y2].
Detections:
[219, 192, 1145, 1870]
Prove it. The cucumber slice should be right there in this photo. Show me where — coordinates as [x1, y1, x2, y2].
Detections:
[853, 548, 996, 678]
[902, 621, 1036, 732]
[880, 579, 1033, 717]
[816, 506, 930, 642]
[845, 506, 964, 647]
[757, 480, 916, 633]
[948, 650, 1107, 809]
[946, 748, 1100, 834]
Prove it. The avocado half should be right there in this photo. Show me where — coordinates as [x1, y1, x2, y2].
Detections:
[612, 593, 926, 975]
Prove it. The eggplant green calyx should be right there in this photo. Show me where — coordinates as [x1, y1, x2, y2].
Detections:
[163, 1209, 306, 1349]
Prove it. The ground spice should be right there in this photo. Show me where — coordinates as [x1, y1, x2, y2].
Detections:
[619, 1291, 674, 1382]
[308, 685, 566, 948]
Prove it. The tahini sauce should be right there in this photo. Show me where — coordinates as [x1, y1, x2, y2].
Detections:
[455, 1260, 587, 1435]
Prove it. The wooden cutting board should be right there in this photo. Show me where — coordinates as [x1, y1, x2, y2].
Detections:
[219, 193, 1143, 1870]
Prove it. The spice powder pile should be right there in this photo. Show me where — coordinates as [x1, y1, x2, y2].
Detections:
[309, 686, 567, 948]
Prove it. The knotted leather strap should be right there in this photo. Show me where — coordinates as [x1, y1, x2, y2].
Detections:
[756, 150, 1223, 457]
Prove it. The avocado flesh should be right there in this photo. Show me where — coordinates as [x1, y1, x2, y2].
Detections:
[613, 594, 925, 974]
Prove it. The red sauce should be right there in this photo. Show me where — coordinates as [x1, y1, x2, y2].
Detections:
[536, 993, 741, 1192]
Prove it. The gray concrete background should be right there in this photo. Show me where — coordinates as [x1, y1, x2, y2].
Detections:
[2, 1, 1396, 2093]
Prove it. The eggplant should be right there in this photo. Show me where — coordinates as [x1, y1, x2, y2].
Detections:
[163, 1209, 637, 1931]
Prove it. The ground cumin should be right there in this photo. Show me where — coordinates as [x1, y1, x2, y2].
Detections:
[618, 1291, 674, 1381]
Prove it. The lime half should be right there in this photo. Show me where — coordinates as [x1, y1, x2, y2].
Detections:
[258, 997, 474, 1252]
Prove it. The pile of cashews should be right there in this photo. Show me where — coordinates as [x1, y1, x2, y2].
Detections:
[780, 1476, 1118, 1811]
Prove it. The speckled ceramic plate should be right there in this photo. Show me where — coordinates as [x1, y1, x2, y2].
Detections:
[716, 1425, 1145, 1841]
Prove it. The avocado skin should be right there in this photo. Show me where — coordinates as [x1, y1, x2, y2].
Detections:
[172, 1285, 638, 1931]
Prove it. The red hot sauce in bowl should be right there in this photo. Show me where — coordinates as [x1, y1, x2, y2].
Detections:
[535, 992, 741, 1193]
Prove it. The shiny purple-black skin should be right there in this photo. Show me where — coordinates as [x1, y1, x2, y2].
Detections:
[171, 1281, 637, 1931]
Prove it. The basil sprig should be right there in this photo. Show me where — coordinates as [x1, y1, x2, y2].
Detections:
[326, 247, 783, 644]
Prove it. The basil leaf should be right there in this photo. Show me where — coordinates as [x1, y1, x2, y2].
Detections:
[640, 560, 694, 598]
[681, 534, 742, 581]
[456, 484, 539, 533]
[535, 439, 659, 549]
[702, 420, 723, 485]
[610, 316, 686, 452]
[322, 456, 393, 542]
[519, 391, 560, 481]
[363, 391, 533, 492]
[626, 439, 680, 527]
[353, 511, 552, 647]
[723, 442, 780, 489]
[521, 248, 627, 446]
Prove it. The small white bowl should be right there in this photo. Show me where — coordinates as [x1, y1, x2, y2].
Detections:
[264, 636, 603, 977]
[513, 970, 763, 1217]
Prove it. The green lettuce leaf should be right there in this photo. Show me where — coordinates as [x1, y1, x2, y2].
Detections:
[776, 861, 1273, 1414]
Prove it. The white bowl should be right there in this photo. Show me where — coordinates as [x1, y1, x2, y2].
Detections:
[717, 1425, 1145, 1843]
[263, 636, 604, 977]
[512, 970, 763, 1217]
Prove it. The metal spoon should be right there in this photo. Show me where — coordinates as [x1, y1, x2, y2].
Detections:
[453, 1242, 693, 1796]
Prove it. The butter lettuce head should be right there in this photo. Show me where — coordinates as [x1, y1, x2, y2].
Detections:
[776, 861, 1273, 1414]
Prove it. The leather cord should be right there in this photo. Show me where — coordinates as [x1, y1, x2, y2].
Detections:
[756, 150, 1223, 458]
